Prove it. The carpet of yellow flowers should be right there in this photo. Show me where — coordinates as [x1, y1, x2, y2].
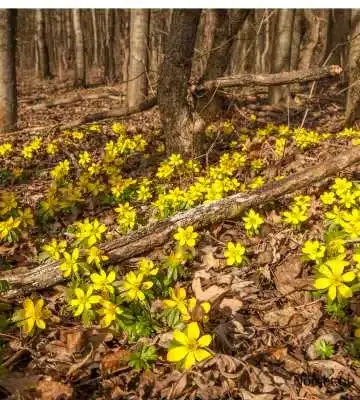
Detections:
[1, 104, 360, 399]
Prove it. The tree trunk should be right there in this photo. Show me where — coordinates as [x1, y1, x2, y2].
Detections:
[290, 10, 303, 70]
[72, 9, 86, 87]
[56, 11, 65, 80]
[91, 9, 98, 66]
[269, 9, 295, 108]
[120, 10, 130, 82]
[127, 9, 149, 108]
[345, 10, 360, 126]
[104, 9, 116, 84]
[298, 10, 330, 70]
[158, 9, 201, 158]
[0, 9, 17, 132]
[35, 9, 51, 79]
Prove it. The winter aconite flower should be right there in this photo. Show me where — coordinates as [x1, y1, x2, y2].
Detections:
[138, 258, 158, 276]
[224, 242, 246, 266]
[242, 209, 264, 236]
[90, 270, 116, 294]
[98, 300, 123, 328]
[86, 246, 108, 267]
[12, 298, 51, 336]
[167, 322, 212, 369]
[119, 272, 153, 302]
[163, 287, 189, 316]
[59, 248, 80, 277]
[42, 238, 67, 261]
[302, 240, 326, 264]
[174, 226, 198, 248]
[314, 258, 355, 301]
[70, 287, 102, 317]
[74, 218, 107, 247]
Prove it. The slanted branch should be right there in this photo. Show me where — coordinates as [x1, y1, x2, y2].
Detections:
[2, 144, 360, 299]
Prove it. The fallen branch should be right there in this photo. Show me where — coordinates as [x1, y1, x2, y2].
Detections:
[59, 95, 158, 130]
[29, 90, 123, 111]
[2, 145, 360, 299]
[195, 65, 343, 93]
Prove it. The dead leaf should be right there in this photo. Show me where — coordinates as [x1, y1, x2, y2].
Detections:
[100, 348, 130, 373]
[219, 297, 243, 314]
[200, 245, 224, 270]
[192, 277, 227, 302]
[36, 377, 73, 400]
[59, 328, 85, 354]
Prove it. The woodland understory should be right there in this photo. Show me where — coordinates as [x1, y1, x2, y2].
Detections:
[2, 8, 360, 400]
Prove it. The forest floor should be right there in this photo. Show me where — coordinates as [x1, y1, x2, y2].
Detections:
[0, 71, 359, 400]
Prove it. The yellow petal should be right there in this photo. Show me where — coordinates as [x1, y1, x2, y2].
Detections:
[194, 348, 212, 362]
[74, 288, 84, 299]
[173, 330, 189, 345]
[142, 281, 153, 290]
[338, 284, 352, 298]
[35, 299, 44, 313]
[342, 271, 356, 282]
[328, 284, 337, 301]
[24, 318, 35, 334]
[178, 287, 186, 300]
[183, 351, 196, 369]
[23, 298, 35, 315]
[186, 322, 200, 341]
[36, 319, 46, 329]
[201, 302, 211, 314]
[108, 271, 116, 282]
[163, 299, 177, 308]
[318, 264, 333, 278]
[197, 334, 212, 347]
[74, 304, 84, 316]
[314, 278, 331, 290]
[167, 346, 188, 362]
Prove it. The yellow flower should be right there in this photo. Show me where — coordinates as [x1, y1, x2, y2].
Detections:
[302, 240, 326, 264]
[174, 226, 198, 248]
[314, 258, 355, 301]
[98, 300, 123, 328]
[137, 185, 152, 202]
[12, 298, 50, 335]
[90, 270, 116, 294]
[79, 151, 91, 167]
[242, 209, 264, 236]
[0, 217, 21, 241]
[46, 143, 58, 155]
[70, 287, 102, 316]
[167, 322, 212, 369]
[86, 246, 108, 267]
[248, 176, 265, 190]
[332, 178, 352, 196]
[224, 242, 246, 266]
[115, 202, 136, 234]
[18, 208, 35, 228]
[75, 218, 107, 247]
[42, 239, 67, 261]
[0, 191, 17, 215]
[59, 248, 80, 277]
[0, 142, 12, 157]
[320, 191, 336, 206]
[120, 272, 153, 302]
[163, 287, 189, 316]
[138, 258, 158, 276]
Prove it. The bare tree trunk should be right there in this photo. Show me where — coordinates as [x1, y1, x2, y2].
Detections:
[120, 10, 130, 82]
[158, 9, 201, 158]
[104, 9, 116, 84]
[269, 9, 295, 107]
[0, 10, 17, 132]
[128, 10, 149, 108]
[35, 9, 51, 79]
[298, 10, 329, 70]
[56, 11, 65, 80]
[345, 10, 360, 126]
[72, 9, 86, 87]
[290, 10, 303, 70]
[91, 9, 98, 66]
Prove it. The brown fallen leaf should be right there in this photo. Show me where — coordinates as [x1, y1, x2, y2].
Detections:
[36, 377, 73, 400]
[100, 348, 130, 373]
[192, 277, 227, 302]
[200, 245, 224, 270]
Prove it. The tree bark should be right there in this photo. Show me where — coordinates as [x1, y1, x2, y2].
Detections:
[104, 9, 116, 84]
[72, 9, 86, 87]
[35, 9, 51, 79]
[158, 9, 201, 159]
[290, 10, 303, 71]
[269, 9, 295, 107]
[127, 10, 149, 108]
[91, 9, 98, 66]
[0, 9, 17, 132]
[345, 10, 360, 126]
[3, 144, 360, 299]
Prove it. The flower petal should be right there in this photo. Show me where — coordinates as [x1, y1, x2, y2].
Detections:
[173, 330, 189, 345]
[167, 346, 188, 362]
[186, 322, 200, 341]
[342, 271, 356, 282]
[314, 278, 331, 290]
[74, 304, 84, 316]
[194, 348, 212, 362]
[328, 284, 337, 301]
[197, 334, 212, 347]
[36, 319, 46, 329]
[338, 284, 353, 298]
[183, 351, 196, 369]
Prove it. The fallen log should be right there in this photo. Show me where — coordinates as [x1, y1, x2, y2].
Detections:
[58, 66, 342, 129]
[2, 145, 360, 299]
[195, 65, 343, 93]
